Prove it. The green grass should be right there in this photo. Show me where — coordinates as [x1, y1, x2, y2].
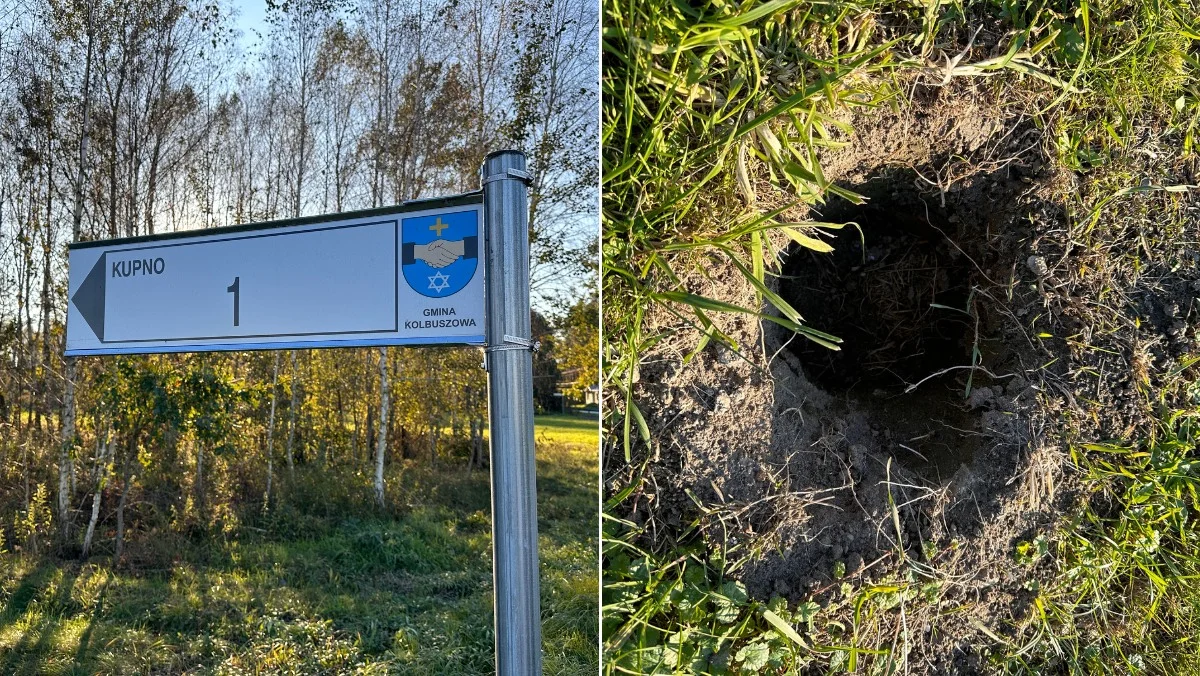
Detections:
[603, 0, 874, 452]
[604, 535, 822, 673]
[537, 413, 602, 447]
[997, 409, 1200, 674]
[0, 428, 598, 675]
[600, 0, 1086, 458]
[604, 487, 950, 674]
[602, 0, 1200, 672]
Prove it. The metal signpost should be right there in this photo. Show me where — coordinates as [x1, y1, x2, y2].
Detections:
[65, 150, 542, 674]
[481, 151, 541, 674]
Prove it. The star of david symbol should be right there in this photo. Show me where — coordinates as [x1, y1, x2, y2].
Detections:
[428, 271, 451, 293]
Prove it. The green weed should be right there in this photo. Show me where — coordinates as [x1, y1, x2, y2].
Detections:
[603, 510, 962, 674]
[1000, 409, 1200, 674]
[603, 521, 817, 674]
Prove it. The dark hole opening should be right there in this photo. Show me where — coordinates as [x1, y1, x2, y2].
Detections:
[782, 206, 974, 392]
[778, 190, 988, 478]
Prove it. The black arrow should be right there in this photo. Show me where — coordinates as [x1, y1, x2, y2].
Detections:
[71, 252, 106, 341]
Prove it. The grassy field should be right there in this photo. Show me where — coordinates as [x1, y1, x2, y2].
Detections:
[536, 414, 601, 447]
[0, 415, 598, 675]
[603, 0, 1200, 673]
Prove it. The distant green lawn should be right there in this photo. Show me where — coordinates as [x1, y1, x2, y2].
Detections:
[536, 413, 601, 447]
[0, 422, 598, 675]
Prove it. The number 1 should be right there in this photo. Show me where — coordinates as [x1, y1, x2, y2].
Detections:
[227, 276, 240, 326]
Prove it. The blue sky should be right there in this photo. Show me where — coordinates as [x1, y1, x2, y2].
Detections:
[231, 1, 268, 54]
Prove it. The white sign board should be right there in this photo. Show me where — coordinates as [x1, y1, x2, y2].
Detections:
[65, 196, 485, 355]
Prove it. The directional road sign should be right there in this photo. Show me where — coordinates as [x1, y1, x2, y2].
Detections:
[64, 150, 545, 676]
[65, 195, 485, 356]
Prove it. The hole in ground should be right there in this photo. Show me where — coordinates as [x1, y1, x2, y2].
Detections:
[779, 188, 992, 480]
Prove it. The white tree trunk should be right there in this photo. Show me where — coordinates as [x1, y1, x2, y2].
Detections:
[80, 433, 110, 559]
[264, 352, 280, 509]
[114, 445, 134, 564]
[286, 350, 298, 476]
[59, 359, 76, 540]
[60, 1, 96, 543]
[374, 347, 390, 507]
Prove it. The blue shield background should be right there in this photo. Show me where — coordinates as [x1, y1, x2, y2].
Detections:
[401, 210, 479, 298]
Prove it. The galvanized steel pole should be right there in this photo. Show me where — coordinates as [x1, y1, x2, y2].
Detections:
[481, 149, 542, 675]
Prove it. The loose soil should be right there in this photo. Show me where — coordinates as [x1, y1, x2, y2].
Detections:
[610, 79, 1200, 671]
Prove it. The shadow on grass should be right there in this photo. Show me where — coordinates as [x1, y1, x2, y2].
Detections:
[72, 576, 110, 670]
[1, 565, 79, 676]
[0, 562, 56, 629]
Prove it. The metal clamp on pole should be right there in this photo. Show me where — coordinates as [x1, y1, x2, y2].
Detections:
[482, 335, 539, 371]
[480, 149, 543, 676]
[487, 334, 540, 352]
[481, 167, 533, 186]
